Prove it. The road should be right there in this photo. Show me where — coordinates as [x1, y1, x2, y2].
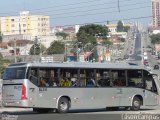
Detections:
[1, 106, 160, 120]
[129, 33, 142, 62]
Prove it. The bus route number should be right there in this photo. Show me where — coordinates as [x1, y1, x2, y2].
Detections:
[39, 87, 47, 91]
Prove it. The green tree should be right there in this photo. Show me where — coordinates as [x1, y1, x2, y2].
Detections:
[103, 39, 113, 46]
[46, 41, 65, 54]
[0, 32, 3, 42]
[0, 53, 12, 78]
[56, 32, 69, 39]
[150, 34, 160, 44]
[76, 24, 108, 45]
[120, 38, 125, 42]
[29, 44, 40, 55]
[123, 26, 130, 32]
[117, 20, 124, 32]
[30, 44, 46, 55]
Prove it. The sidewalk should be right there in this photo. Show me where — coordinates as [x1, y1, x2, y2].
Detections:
[0, 107, 32, 113]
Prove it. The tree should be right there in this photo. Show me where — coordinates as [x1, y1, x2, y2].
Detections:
[76, 24, 108, 45]
[30, 44, 40, 55]
[123, 26, 130, 32]
[46, 41, 65, 54]
[0, 53, 12, 78]
[56, 32, 69, 39]
[0, 32, 3, 42]
[103, 39, 113, 46]
[150, 34, 160, 44]
[117, 20, 124, 32]
[30, 44, 46, 55]
[120, 38, 125, 42]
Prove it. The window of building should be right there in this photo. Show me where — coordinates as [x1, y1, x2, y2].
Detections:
[11, 19, 14, 22]
[23, 24, 26, 27]
[11, 24, 15, 27]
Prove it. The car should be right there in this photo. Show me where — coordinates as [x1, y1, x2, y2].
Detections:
[154, 65, 159, 70]
[143, 60, 148, 65]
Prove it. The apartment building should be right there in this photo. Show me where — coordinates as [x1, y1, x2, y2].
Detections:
[0, 11, 50, 37]
[152, 0, 160, 29]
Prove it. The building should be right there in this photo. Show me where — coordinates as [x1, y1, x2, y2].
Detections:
[151, 0, 160, 29]
[0, 11, 50, 37]
[105, 24, 131, 33]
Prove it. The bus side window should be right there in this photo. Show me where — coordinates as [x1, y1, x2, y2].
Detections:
[128, 70, 143, 88]
[111, 70, 126, 87]
[28, 69, 38, 86]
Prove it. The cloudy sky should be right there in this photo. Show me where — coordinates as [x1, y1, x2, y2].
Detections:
[0, 0, 151, 26]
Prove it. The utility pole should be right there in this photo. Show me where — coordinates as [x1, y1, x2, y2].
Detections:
[34, 36, 38, 55]
[14, 38, 17, 63]
[39, 39, 42, 60]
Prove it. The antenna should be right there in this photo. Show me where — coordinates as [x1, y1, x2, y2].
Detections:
[118, 0, 120, 12]
[23, 0, 26, 11]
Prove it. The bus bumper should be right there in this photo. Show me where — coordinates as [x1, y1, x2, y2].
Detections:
[2, 100, 29, 107]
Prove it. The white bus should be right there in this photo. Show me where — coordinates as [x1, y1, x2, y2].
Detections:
[2, 62, 160, 113]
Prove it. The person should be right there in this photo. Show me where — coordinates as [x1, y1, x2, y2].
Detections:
[114, 79, 125, 86]
[40, 78, 49, 87]
[71, 78, 77, 86]
[60, 78, 72, 87]
[87, 78, 95, 87]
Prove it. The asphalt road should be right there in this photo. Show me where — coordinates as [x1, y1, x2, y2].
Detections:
[130, 33, 142, 61]
[2, 107, 160, 120]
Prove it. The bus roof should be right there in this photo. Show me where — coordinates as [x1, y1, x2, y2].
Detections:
[7, 62, 145, 70]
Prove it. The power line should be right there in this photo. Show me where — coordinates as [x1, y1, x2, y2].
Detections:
[0, 0, 146, 16]
[0, 0, 103, 15]
[50, 6, 151, 19]
[0, 1, 150, 25]
[45, 1, 150, 17]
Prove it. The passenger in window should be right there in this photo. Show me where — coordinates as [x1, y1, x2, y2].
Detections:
[114, 79, 125, 86]
[98, 78, 110, 87]
[40, 78, 48, 87]
[87, 78, 95, 87]
[60, 78, 72, 87]
[53, 80, 58, 86]
[71, 78, 77, 86]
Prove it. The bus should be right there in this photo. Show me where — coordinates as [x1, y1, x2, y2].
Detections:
[2, 62, 160, 113]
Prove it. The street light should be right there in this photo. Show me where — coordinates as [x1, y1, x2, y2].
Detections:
[14, 38, 17, 63]
[75, 42, 82, 62]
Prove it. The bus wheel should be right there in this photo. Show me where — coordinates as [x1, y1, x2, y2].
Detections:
[57, 97, 70, 113]
[131, 97, 141, 111]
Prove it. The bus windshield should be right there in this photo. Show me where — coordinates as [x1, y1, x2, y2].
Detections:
[3, 67, 27, 80]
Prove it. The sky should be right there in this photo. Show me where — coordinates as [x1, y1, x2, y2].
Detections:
[0, 0, 151, 27]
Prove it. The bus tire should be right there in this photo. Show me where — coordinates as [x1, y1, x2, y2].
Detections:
[57, 97, 70, 113]
[131, 97, 141, 111]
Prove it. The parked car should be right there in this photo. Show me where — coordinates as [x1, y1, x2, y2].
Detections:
[154, 65, 159, 70]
